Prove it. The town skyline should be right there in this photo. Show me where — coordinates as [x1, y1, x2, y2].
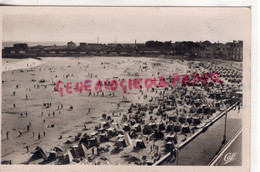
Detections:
[2, 39, 243, 62]
[2, 39, 242, 49]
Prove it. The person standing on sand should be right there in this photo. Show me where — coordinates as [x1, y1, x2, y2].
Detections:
[26, 146, 29, 152]
[13, 91, 15, 96]
[92, 148, 94, 156]
[13, 104, 15, 108]
[6, 131, 9, 139]
[38, 133, 41, 140]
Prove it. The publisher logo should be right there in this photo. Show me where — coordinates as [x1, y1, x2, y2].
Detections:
[223, 152, 236, 165]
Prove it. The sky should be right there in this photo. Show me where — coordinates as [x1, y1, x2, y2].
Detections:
[2, 7, 251, 44]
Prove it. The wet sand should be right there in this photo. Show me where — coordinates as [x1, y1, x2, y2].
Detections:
[2, 58, 45, 72]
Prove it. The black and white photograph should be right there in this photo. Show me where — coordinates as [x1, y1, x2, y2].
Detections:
[0, 6, 251, 170]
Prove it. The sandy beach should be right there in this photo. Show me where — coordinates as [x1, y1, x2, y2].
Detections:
[1, 56, 242, 165]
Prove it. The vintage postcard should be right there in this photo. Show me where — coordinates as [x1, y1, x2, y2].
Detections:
[0, 6, 250, 172]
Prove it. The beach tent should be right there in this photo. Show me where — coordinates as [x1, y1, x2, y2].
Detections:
[79, 135, 89, 146]
[194, 99, 202, 107]
[192, 116, 201, 125]
[123, 123, 131, 131]
[101, 121, 110, 129]
[110, 122, 119, 128]
[156, 121, 166, 131]
[89, 131, 97, 137]
[179, 113, 187, 123]
[197, 106, 204, 114]
[53, 146, 63, 153]
[70, 145, 81, 159]
[116, 129, 125, 136]
[88, 137, 98, 147]
[115, 137, 127, 148]
[64, 150, 73, 164]
[79, 143, 88, 157]
[182, 124, 191, 133]
[165, 141, 174, 152]
[148, 122, 157, 130]
[166, 121, 174, 132]
[166, 133, 177, 143]
[132, 123, 141, 132]
[130, 119, 136, 126]
[99, 132, 109, 142]
[133, 139, 146, 149]
[190, 104, 197, 113]
[30, 146, 47, 161]
[186, 115, 193, 124]
[154, 130, 164, 140]
[106, 127, 117, 138]
[204, 106, 211, 115]
[174, 122, 181, 132]
[47, 150, 57, 162]
[168, 113, 177, 122]
[143, 124, 153, 135]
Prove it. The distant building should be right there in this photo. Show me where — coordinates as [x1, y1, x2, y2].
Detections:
[2, 47, 15, 54]
[13, 43, 28, 51]
[86, 44, 107, 51]
[67, 41, 76, 50]
[198, 45, 213, 59]
[79, 43, 87, 49]
[212, 43, 226, 59]
[225, 40, 243, 61]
